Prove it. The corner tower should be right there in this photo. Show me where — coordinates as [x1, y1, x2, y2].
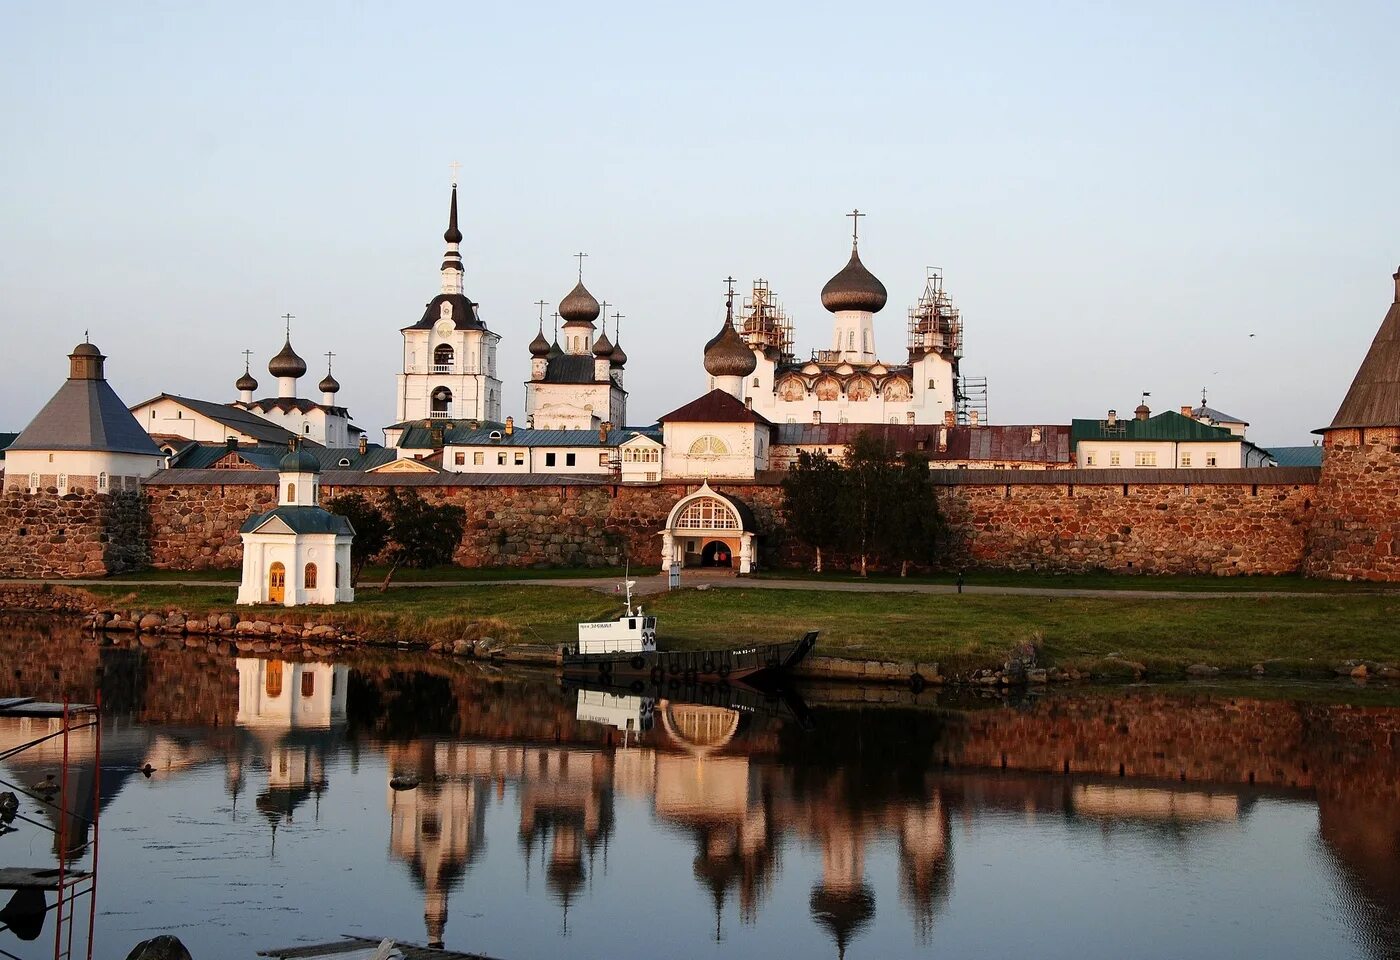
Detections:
[393, 180, 503, 427]
[1305, 265, 1400, 581]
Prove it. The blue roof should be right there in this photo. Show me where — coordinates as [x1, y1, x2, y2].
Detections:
[1265, 445, 1324, 468]
[171, 443, 396, 472]
[396, 422, 660, 450]
[241, 505, 354, 536]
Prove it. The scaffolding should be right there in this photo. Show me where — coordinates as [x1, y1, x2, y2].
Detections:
[739, 279, 794, 362]
[906, 268, 963, 363]
[955, 376, 989, 426]
[0, 696, 100, 960]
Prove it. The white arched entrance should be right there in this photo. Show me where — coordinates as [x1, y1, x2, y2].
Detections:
[660, 481, 757, 575]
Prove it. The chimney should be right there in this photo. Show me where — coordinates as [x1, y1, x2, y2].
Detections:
[358, 435, 368, 455]
[1180, 405, 1194, 417]
[226, 436, 238, 451]
[599, 421, 611, 443]
[943, 410, 955, 427]
[505, 416, 514, 436]
[1107, 409, 1118, 427]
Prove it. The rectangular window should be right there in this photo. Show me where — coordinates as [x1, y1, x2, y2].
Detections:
[1206, 455, 1218, 467]
[497, 452, 507, 465]
[599, 453, 609, 466]
[1134, 451, 1157, 467]
[473, 452, 484, 465]
[1085, 454, 1096, 466]
[1109, 451, 1121, 467]
[454, 452, 465, 465]
[546, 453, 556, 467]
[514, 452, 524, 466]
[1180, 453, 1192, 467]
[566, 453, 576, 466]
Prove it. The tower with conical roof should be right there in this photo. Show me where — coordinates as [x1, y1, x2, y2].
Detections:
[389, 178, 504, 438]
[1305, 265, 1400, 581]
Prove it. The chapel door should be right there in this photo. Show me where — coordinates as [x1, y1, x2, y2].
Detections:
[269, 563, 286, 604]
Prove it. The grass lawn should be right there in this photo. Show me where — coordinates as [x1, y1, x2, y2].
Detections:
[79, 581, 1400, 676]
[101, 565, 655, 584]
[754, 568, 1400, 594]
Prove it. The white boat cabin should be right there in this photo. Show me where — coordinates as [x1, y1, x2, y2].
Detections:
[576, 580, 657, 654]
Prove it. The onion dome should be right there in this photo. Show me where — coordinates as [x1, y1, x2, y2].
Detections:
[609, 341, 627, 367]
[1134, 402, 1151, 420]
[279, 446, 321, 474]
[592, 330, 614, 357]
[559, 281, 600, 324]
[704, 320, 757, 378]
[821, 247, 888, 314]
[548, 339, 563, 359]
[529, 328, 552, 358]
[268, 339, 307, 378]
[318, 370, 340, 394]
[71, 342, 101, 358]
[236, 368, 259, 393]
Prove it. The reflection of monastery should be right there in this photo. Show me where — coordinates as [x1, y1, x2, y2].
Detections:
[3, 627, 1398, 957]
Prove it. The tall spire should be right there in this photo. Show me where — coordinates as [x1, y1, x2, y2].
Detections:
[440, 179, 464, 295]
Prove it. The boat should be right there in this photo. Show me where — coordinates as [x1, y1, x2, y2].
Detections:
[564, 582, 817, 682]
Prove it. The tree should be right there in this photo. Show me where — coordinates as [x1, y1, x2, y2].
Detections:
[839, 432, 899, 577]
[882, 452, 945, 576]
[378, 488, 467, 590]
[325, 493, 391, 585]
[781, 450, 846, 572]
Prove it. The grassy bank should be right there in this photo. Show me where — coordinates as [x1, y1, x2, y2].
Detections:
[78, 581, 1400, 677]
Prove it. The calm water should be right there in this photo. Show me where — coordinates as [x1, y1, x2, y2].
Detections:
[0, 621, 1397, 960]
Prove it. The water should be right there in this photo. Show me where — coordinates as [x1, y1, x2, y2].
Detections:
[0, 621, 1397, 960]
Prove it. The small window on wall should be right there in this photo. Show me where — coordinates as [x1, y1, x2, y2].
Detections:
[98, 472, 108, 490]
[599, 452, 609, 467]
[1180, 453, 1192, 467]
[497, 452, 507, 465]
[266, 660, 283, 697]
[514, 452, 524, 466]
[335, 563, 341, 587]
[566, 453, 576, 466]
[1134, 451, 1157, 467]
[473, 452, 484, 465]
[545, 453, 557, 467]
[29, 473, 39, 493]
[301, 672, 315, 698]
[304, 563, 317, 588]
[752, 377, 760, 387]
[1109, 452, 1121, 467]
[57, 474, 68, 494]
[287, 482, 296, 501]
[1086, 454, 1096, 467]
[1206, 455, 1218, 467]
[454, 452, 465, 465]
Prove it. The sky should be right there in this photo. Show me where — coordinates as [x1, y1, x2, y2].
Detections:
[2, 1, 1397, 447]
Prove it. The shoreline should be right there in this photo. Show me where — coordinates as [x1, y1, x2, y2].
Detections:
[3, 582, 1397, 690]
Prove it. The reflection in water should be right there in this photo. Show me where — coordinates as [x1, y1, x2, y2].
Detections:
[0, 620, 1397, 960]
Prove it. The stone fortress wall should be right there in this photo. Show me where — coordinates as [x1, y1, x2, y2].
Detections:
[0, 489, 148, 579]
[132, 467, 1321, 577]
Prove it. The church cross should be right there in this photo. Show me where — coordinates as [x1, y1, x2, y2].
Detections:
[846, 208, 865, 245]
[574, 251, 588, 280]
[242, 349, 254, 370]
[599, 300, 610, 330]
[551, 310, 560, 339]
[325, 350, 335, 372]
[448, 160, 462, 185]
[535, 299, 548, 329]
[724, 276, 736, 298]
[612, 310, 624, 332]
[281, 313, 295, 339]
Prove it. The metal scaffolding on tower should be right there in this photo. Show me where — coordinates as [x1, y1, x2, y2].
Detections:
[0, 695, 101, 960]
[739, 280, 795, 362]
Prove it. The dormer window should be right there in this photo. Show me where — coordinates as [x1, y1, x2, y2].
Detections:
[489, 430, 503, 440]
[440, 301, 452, 320]
[338, 458, 350, 467]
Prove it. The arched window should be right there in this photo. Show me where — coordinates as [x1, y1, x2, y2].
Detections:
[675, 497, 740, 530]
[57, 474, 68, 495]
[28, 473, 39, 493]
[431, 387, 453, 418]
[300, 672, 315, 698]
[335, 562, 342, 587]
[266, 660, 283, 698]
[848, 331, 855, 350]
[304, 563, 317, 589]
[286, 482, 296, 502]
[98, 472, 108, 490]
[433, 344, 454, 372]
[687, 435, 729, 456]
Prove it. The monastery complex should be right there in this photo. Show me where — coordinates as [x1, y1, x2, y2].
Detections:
[2, 183, 1399, 584]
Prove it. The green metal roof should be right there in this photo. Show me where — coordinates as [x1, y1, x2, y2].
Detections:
[1265, 445, 1324, 468]
[240, 505, 354, 536]
[1070, 411, 1237, 449]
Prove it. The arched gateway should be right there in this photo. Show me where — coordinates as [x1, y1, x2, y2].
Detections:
[659, 481, 758, 575]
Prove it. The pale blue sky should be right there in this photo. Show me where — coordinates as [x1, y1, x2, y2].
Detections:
[2, 1, 1397, 445]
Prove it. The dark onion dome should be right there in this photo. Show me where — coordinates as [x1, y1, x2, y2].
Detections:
[559, 280, 600, 324]
[279, 446, 321, 474]
[591, 330, 614, 357]
[236, 368, 259, 392]
[609, 340, 627, 367]
[821, 247, 888, 313]
[318, 371, 340, 394]
[528, 328, 552, 358]
[443, 183, 463, 245]
[268, 339, 307, 378]
[704, 320, 757, 378]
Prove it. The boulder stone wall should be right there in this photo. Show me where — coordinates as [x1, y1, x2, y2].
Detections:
[0, 489, 147, 578]
[1303, 428, 1400, 581]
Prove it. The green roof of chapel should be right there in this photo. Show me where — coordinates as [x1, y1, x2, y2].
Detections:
[1070, 411, 1237, 449]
